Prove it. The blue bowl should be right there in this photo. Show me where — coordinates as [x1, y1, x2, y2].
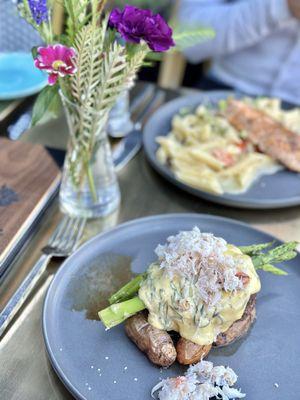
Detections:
[0, 52, 47, 100]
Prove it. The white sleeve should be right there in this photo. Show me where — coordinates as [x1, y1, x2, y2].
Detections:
[178, 0, 293, 63]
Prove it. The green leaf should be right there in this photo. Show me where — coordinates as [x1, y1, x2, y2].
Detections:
[31, 85, 61, 126]
[145, 52, 163, 62]
[31, 46, 38, 59]
[256, 264, 288, 276]
[55, 33, 69, 46]
[172, 25, 215, 51]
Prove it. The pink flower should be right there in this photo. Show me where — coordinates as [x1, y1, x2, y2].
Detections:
[34, 44, 77, 85]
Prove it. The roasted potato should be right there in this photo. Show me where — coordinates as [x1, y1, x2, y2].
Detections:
[176, 338, 211, 365]
[125, 313, 177, 367]
[126, 296, 256, 366]
[214, 294, 256, 347]
[176, 295, 256, 364]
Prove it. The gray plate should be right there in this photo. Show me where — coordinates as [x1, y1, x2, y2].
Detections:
[43, 214, 300, 400]
[143, 91, 300, 209]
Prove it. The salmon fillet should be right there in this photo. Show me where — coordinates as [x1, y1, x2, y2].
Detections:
[224, 99, 300, 172]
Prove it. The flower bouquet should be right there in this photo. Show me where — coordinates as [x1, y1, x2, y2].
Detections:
[18, 0, 214, 218]
[18, 0, 174, 217]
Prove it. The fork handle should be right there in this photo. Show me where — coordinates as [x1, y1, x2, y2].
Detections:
[0, 253, 51, 338]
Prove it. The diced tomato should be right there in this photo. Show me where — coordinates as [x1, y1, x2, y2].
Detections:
[236, 271, 250, 286]
[237, 140, 260, 153]
[236, 141, 248, 152]
[212, 149, 235, 167]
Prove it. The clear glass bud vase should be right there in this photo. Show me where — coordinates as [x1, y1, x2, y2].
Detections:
[59, 92, 121, 218]
[107, 90, 133, 138]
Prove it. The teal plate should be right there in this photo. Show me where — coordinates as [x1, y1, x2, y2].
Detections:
[0, 52, 47, 100]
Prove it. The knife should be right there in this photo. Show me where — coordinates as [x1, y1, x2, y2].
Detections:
[129, 84, 156, 121]
[113, 89, 165, 171]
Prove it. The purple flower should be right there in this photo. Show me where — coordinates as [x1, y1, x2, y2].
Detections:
[109, 5, 175, 52]
[28, 0, 48, 25]
[34, 44, 77, 85]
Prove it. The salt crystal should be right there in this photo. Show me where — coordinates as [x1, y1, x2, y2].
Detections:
[105, 356, 109, 360]
[274, 383, 279, 388]
[113, 380, 117, 384]
[134, 378, 138, 381]
[124, 366, 128, 371]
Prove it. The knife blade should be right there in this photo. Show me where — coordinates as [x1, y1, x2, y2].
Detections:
[113, 89, 165, 171]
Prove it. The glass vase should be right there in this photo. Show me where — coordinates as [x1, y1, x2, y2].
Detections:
[107, 90, 133, 138]
[59, 92, 121, 218]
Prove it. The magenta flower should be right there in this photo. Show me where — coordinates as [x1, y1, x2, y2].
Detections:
[34, 44, 77, 85]
[109, 5, 175, 52]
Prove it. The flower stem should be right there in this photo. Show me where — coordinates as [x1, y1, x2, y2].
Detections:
[99, 297, 146, 329]
[86, 160, 98, 203]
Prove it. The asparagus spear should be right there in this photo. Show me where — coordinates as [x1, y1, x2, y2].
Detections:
[109, 241, 298, 305]
[238, 241, 274, 256]
[99, 241, 299, 329]
[99, 297, 146, 329]
[256, 264, 288, 276]
[108, 273, 147, 304]
[251, 241, 298, 274]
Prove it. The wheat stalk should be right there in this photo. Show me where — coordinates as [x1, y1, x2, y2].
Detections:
[65, 14, 148, 193]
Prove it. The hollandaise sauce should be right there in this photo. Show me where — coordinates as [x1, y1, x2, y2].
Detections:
[139, 231, 261, 345]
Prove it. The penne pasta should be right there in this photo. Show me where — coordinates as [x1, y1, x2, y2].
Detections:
[156, 97, 300, 195]
[175, 170, 224, 195]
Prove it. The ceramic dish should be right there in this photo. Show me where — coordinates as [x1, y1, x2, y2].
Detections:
[0, 53, 47, 100]
[43, 214, 300, 399]
[143, 92, 300, 209]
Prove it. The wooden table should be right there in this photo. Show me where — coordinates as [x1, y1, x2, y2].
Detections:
[0, 82, 300, 400]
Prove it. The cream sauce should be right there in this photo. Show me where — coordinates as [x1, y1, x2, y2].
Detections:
[139, 245, 261, 345]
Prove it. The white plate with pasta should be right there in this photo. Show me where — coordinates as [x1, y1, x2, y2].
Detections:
[143, 91, 300, 209]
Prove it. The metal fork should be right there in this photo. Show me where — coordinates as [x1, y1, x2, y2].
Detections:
[0, 216, 86, 338]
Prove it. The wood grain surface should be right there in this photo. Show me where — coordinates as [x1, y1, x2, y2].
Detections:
[0, 138, 60, 267]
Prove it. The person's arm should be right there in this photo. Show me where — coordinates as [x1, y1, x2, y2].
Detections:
[178, 0, 294, 63]
[288, 0, 300, 18]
